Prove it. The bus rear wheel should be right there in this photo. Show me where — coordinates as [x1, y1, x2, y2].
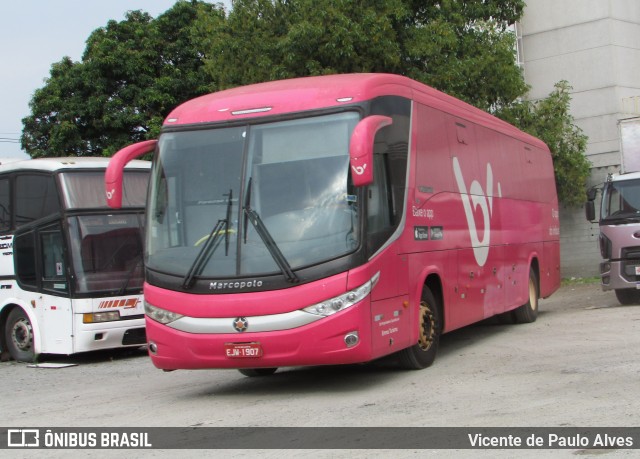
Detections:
[513, 269, 539, 324]
[398, 287, 441, 370]
[5, 308, 35, 362]
[238, 368, 277, 377]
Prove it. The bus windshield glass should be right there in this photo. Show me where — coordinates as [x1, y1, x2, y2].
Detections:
[67, 213, 145, 294]
[602, 179, 640, 221]
[147, 112, 360, 280]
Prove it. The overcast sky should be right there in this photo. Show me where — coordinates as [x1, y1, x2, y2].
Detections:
[0, 0, 230, 161]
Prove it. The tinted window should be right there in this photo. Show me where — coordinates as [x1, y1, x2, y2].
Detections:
[15, 175, 61, 226]
[0, 178, 10, 232]
[366, 96, 411, 255]
[14, 230, 37, 289]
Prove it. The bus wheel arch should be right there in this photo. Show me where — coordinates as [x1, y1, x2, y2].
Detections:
[397, 274, 443, 370]
[3, 306, 37, 362]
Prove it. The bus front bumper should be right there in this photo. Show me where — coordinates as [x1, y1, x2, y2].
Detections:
[145, 304, 374, 370]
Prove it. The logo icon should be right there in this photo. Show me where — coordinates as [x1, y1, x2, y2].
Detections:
[7, 429, 40, 447]
[351, 164, 367, 175]
[452, 157, 501, 267]
[233, 317, 249, 332]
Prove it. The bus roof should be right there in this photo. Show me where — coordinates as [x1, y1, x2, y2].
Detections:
[165, 73, 547, 150]
[0, 157, 150, 174]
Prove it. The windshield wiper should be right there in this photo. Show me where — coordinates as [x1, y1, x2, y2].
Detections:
[243, 178, 299, 284]
[182, 189, 232, 289]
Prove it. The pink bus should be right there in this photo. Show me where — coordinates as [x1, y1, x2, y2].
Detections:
[106, 74, 560, 376]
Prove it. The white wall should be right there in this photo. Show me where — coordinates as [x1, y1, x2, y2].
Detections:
[520, 0, 640, 277]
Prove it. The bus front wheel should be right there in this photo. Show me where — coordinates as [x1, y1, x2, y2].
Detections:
[5, 308, 36, 362]
[614, 289, 640, 305]
[398, 287, 441, 370]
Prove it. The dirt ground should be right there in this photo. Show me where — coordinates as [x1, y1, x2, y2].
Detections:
[2, 281, 639, 457]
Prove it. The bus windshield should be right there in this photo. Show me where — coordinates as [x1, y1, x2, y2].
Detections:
[147, 112, 360, 281]
[67, 213, 144, 294]
[602, 179, 640, 221]
[57, 169, 148, 294]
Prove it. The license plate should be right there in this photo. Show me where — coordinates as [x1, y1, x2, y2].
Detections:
[224, 342, 263, 358]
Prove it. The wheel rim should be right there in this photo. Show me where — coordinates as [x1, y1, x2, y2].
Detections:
[418, 300, 436, 351]
[528, 276, 538, 312]
[11, 317, 33, 352]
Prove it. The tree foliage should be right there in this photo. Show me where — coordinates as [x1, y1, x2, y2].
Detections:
[21, 1, 222, 157]
[496, 81, 591, 207]
[196, 0, 527, 110]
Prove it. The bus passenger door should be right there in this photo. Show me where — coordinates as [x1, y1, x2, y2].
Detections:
[13, 223, 74, 355]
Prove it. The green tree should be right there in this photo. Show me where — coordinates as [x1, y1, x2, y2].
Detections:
[496, 81, 591, 207]
[21, 0, 221, 157]
[196, 0, 527, 110]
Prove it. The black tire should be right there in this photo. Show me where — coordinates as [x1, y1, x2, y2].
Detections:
[5, 308, 36, 362]
[513, 269, 539, 324]
[238, 368, 277, 377]
[398, 287, 441, 370]
[496, 310, 515, 325]
[614, 289, 640, 305]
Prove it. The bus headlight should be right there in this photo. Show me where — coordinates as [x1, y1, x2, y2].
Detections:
[303, 272, 380, 317]
[144, 301, 183, 324]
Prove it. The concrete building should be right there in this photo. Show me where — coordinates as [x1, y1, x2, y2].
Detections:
[519, 0, 640, 277]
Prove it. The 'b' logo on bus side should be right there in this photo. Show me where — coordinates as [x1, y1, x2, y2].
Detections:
[452, 157, 501, 267]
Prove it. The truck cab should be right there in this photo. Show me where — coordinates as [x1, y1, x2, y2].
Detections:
[586, 172, 640, 304]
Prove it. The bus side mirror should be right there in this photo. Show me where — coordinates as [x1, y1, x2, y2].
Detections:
[349, 115, 393, 187]
[105, 140, 157, 209]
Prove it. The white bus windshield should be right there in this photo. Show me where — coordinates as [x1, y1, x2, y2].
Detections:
[67, 214, 144, 294]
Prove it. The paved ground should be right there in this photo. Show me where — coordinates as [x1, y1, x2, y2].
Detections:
[2, 281, 639, 458]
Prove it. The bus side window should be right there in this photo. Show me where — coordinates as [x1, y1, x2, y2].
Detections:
[0, 178, 10, 232]
[368, 154, 392, 234]
[366, 96, 410, 255]
[41, 225, 68, 293]
[14, 230, 37, 290]
[15, 175, 61, 226]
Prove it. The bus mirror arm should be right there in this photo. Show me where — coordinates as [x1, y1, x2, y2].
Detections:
[105, 140, 157, 209]
[349, 115, 393, 187]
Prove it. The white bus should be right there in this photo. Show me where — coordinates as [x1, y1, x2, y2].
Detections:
[0, 157, 149, 361]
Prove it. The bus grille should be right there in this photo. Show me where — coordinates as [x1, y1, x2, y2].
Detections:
[122, 328, 147, 346]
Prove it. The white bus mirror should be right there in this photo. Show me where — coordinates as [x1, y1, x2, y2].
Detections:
[349, 115, 392, 187]
[105, 140, 157, 208]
